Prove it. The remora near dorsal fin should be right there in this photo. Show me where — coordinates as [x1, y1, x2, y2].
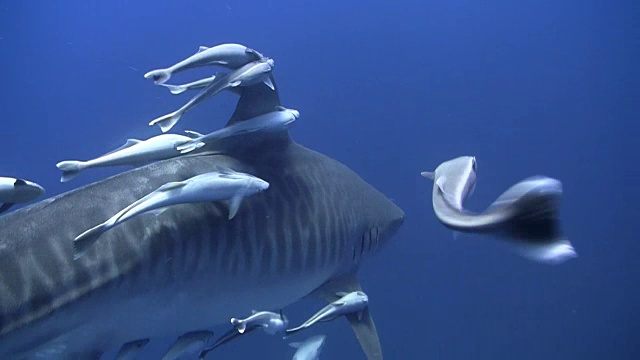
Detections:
[311, 273, 383, 360]
[100, 139, 142, 157]
[184, 130, 205, 138]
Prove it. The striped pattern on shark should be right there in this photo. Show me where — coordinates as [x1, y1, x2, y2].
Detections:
[0, 137, 404, 358]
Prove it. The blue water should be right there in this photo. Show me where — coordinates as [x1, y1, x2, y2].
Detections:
[1, 0, 637, 359]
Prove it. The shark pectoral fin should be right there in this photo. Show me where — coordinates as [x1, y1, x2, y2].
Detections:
[345, 307, 382, 360]
[0, 203, 15, 214]
[185, 130, 205, 138]
[311, 273, 383, 360]
[263, 77, 275, 91]
[420, 171, 435, 180]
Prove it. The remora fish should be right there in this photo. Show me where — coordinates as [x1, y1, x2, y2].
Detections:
[422, 156, 576, 264]
[0, 177, 45, 214]
[290, 335, 327, 360]
[285, 291, 369, 336]
[73, 169, 270, 259]
[161, 330, 215, 360]
[114, 339, 150, 360]
[144, 43, 264, 84]
[0, 72, 403, 360]
[176, 106, 300, 154]
[198, 310, 288, 358]
[149, 58, 276, 133]
[56, 132, 203, 182]
[159, 75, 241, 95]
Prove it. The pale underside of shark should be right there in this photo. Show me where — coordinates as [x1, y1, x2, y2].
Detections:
[0, 73, 404, 359]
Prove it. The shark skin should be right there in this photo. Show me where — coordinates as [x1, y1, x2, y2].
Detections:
[0, 74, 404, 359]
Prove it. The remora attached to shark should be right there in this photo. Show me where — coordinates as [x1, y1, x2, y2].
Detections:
[0, 48, 404, 360]
[422, 156, 576, 264]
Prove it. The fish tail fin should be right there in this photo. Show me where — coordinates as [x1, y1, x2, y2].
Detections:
[149, 111, 182, 133]
[56, 160, 85, 182]
[143, 69, 171, 85]
[230, 318, 246, 333]
[73, 223, 108, 260]
[159, 83, 186, 95]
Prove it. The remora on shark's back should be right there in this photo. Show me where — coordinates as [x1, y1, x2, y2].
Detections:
[149, 58, 276, 132]
[422, 156, 576, 264]
[56, 132, 203, 182]
[0, 177, 45, 214]
[0, 45, 404, 360]
[144, 43, 264, 84]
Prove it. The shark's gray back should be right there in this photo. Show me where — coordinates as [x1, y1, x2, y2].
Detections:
[0, 136, 402, 351]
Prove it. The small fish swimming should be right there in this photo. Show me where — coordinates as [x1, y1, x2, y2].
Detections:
[290, 335, 327, 360]
[232, 310, 289, 335]
[421, 156, 476, 211]
[176, 106, 300, 154]
[144, 43, 264, 84]
[114, 339, 149, 360]
[149, 58, 276, 133]
[56, 132, 203, 182]
[285, 291, 369, 336]
[72, 169, 270, 259]
[161, 330, 215, 360]
[198, 310, 288, 358]
[423, 156, 577, 264]
[0, 177, 45, 214]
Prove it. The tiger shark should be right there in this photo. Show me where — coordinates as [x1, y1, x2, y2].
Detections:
[0, 74, 404, 359]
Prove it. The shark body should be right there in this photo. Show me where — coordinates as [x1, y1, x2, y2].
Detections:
[0, 76, 403, 359]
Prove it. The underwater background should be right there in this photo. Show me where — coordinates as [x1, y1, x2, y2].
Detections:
[0, 0, 637, 359]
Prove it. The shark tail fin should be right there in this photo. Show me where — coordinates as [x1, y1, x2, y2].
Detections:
[149, 111, 182, 133]
[158, 83, 187, 95]
[230, 318, 246, 333]
[143, 69, 171, 85]
[56, 160, 85, 183]
[73, 223, 109, 260]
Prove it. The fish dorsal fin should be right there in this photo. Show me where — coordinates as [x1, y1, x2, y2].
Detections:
[101, 139, 142, 157]
[420, 171, 435, 180]
[336, 291, 348, 298]
[311, 273, 383, 360]
[198, 46, 209, 53]
[157, 181, 186, 192]
[289, 342, 302, 349]
[185, 130, 204, 138]
[251, 310, 257, 314]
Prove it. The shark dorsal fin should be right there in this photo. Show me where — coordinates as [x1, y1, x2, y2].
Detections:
[311, 273, 383, 360]
[226, 75, 282, 126]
